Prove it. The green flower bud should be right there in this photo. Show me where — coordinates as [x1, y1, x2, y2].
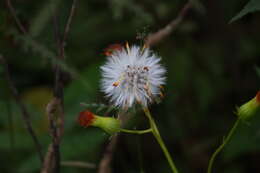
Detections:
[78, 110, 121, 135]
[237, 91, 260, 120]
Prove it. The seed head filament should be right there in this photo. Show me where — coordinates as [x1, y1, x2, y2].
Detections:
[101, 44, 166, 108]
[113, 65, 153, 103]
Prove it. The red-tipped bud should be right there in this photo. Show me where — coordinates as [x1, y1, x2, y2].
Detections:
[256, 91, 260, 103]
[78, 110, 95, 127]
[237, 91, 260, 120]
[78, 110, 121, 135]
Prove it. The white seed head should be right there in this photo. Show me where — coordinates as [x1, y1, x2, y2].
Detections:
[101, 44, 166, 109]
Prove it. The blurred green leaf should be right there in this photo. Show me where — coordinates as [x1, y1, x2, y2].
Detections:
[230, 0, 260, 23]
[30, 0, 61, 37]
[64, 63, 101, 129]
[61, 129, 107, 161]
[255, 66, 260, 78]
[19, 154, 40, 173]
[109, 0, 153, 24]
[222, 112, 260, 161]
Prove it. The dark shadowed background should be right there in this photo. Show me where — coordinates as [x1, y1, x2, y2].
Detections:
[0, 0, 260, 173]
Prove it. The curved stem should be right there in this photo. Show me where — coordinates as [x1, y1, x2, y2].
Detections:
[143, 107, 179, 173]
[120, 128, 152, 134]
[207, 118, 240, 173]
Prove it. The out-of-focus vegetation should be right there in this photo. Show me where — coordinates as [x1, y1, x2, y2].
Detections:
[0, 0, 260, 173]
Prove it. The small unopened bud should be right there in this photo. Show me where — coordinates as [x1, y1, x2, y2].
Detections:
[237, 91, 260, 120]
[78, 110, 121, 135]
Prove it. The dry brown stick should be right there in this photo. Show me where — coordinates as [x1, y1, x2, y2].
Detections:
[97, 110, 129, 173]
[7, 0, 62, 171]
[54, 0, 77, 139]
[0, 55, 43, 162]
[41, 1, 78, 172]
[6, 100, 15, 149]
[6, 0, 27, 34]
[98, 136, 119, 173]
[62, 0, 77, 45]
[61, 161, 96, 169]
[145, 0, 193, 47]
[40, 144, 55, 173]
[45, 98, 62, 173]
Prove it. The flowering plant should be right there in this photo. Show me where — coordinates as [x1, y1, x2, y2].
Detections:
[101, 43, 166, 109]
[79, 42, 179, 173]
[78, 42, 260, 173]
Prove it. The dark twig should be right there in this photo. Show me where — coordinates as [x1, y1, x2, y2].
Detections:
[6, 0, 27, 34]
[62, 0, 77, 45]
[41, 1, 77, 172]
[45, 98, 62, 173]
[98, 136, 119, 173]
[145, 0, 193, 47]
[0, 55, 43, 162]
[41, 144, 55, 173]
[6, 100, 15, 149]
[98, 110, 129, 173]
[61, 161, 96, 169]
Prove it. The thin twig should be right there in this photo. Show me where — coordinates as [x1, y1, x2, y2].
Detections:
[97, 136, 118, 173]
[6, 0, 27, 34]
[40, 144, 54, 173]
[45, 98, 62, 173]
[61, 161, 96, 169]
[41, 1, 78, 172]
[62, 0, 77, 45]
[98, 110, 129, 173]
[145, 0, 193, 47]
[6, 100, 15, 149]
[0, 55, 43, 162]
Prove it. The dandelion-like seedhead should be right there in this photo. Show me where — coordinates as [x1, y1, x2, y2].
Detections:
[101, 44, 166, 109]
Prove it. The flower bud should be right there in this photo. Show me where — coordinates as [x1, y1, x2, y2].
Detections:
[237, 91, 260, 120]
[78, 110, 121, 135]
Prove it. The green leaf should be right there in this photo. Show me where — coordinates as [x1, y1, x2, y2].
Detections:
[30, 0, 61, 37]
[255, 66, 260, 78]
[230, 0, 260, 23]
[222, 113, 260, 161]
[61, 129, 107, 160]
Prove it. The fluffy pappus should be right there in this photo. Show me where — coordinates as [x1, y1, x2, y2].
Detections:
[100, 43, 166, 109]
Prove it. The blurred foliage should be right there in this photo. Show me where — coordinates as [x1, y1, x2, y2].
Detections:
[230, 0, 260, 22]
[0, 0, 260, 173]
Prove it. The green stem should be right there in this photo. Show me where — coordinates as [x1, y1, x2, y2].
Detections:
[207, 118, 240, 173]
[120, 128, 152, 134]
[143, 107, 179, 173]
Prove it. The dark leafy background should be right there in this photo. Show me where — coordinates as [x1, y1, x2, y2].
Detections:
[0, 0, 260, 173]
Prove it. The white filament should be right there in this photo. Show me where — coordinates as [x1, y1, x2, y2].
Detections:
[101, 45, 166, 108]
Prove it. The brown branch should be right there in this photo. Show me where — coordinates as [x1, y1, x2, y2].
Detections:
[6, 0, 27, 34]
[0, 55, 43, 162]
[6, 100, 15, 149]
[53, 0, 77, 140]
[45, 98, 62, 173]
[145, 0, 193, 47]
[61, 161, 96, 169]
[98, 136, 118, 173]
[40, 144, 55, 173]
[97, 110, 129, 173]
[62, 0, 77, 45]
[41, 1, 77, 173]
